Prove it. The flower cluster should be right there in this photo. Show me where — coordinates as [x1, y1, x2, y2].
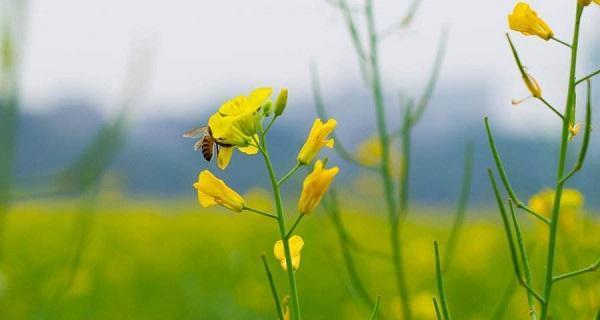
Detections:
[189, 88, 339, 275]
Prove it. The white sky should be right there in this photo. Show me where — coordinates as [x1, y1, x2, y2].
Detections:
[13, 0, 600, 134]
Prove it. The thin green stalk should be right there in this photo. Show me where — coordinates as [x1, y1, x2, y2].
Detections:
[262, 254, 285, 320]
[559, 80, 592, 184]
[434, 241, 451, 320]
[484, 118, 550, 225]
[550, 36, 571, 48]
[538, 97, 565, 120]
[278, 162, 302, 186]
[324, 190, 375, 313]
[433, 298, 443, 320]
[443, 143, 474, 271]
[575, 68, 600, 85]
[369, 296, 381, 320]
[243, 206, 278, 220]
[491, 278, 517, 320]
[552, 259, 599, 282]
[398, 105, 412, 221]
[256, 137, 302, 320]
[285, 214, 304, 239]
[508, 201, 537, 320]
[488, 169, 545, 305]
[540, 6, 583, 319]
[365, 1, 412, 318]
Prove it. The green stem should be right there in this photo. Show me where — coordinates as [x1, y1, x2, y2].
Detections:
[257, 139, 302, 320]
[365, 1, 412, 318]
[538, 97, 565, 120]
[508, 201, 537, 320]
[484, 118, 550, 225]
[285, 214, 304, 239]
[433, 298, 443, 320]
[550, 36, 571, 48]
[559, 80, 592, 184]
[552, 258, 599, 282]
[369, 296, 382, 320]
[278, 162, 302, 186]
[443, 143, 474, 271]
[325, 190, 375, 312]
[243, 206, 278, 220]
[261, 254, 285, 320]
[434, 241, 451, 320]
[540, 6, 583, 320]
[575, 68, 600, 85]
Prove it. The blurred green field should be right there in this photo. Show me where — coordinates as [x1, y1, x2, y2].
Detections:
[0, 195, 597, 320]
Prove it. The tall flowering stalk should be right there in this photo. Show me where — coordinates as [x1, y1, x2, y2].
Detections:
[188, 88, 344, 320]
[486, 2, 600, 319]
[311, 0, 476, 318]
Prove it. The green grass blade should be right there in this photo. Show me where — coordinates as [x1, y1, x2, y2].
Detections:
[262, 254, 284, 320]
[434, 241, 451, 320]
[368, 295, 381, 320]
[443, 143, 474, 271]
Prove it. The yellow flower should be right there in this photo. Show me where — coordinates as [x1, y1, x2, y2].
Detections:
[595, 0, 600, 5]
[282, 296, 291, 320]
[579, 0, 592, 6]
[193, 170, 245, 212]
[298, 160, 339, 214]
[274, 235, 304, 271]
[208, 88, 272, 147]
[529, 188, 584, 218]
[297, 118, 336, 165]
[508, 3, 554, 41]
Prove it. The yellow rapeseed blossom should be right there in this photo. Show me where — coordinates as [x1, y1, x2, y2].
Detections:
[193, 170, 245, 212]
[529, 188, 584, 218]
[298, 160, 339, 214]
[508, 3, 554, 41]
[297, 118, 336, 165]
[208, 88, 272, 147]
[274, 235, 304, 271]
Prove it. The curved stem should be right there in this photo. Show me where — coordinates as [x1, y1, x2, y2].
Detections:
[540, 5, 583, 320]
[257, 138, 302, 320]
[365, 1, 412, 318]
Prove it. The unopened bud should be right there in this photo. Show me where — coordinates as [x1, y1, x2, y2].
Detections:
[262, 101, 272, 116]
[274, 88, 288, 116]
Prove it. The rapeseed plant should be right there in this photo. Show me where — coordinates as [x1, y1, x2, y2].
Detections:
[483, 2, 600, 319]
[189, 87, 342, 320]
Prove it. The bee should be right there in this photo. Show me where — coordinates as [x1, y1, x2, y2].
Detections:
[183, 126, 233, 162]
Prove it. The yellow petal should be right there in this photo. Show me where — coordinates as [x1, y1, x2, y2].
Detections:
[297, 118, 337, 165]
[273, 235, 305, 271]
[193, 170, 245, 212]
[217, 147, 234, 170]
[508, 2, 553, 40]
[298, 160, 339, 214]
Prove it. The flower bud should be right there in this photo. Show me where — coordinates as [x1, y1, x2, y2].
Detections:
[262, 100, 272, 116]
[274, 88, 288, 116]
[523, 73, 542, 98]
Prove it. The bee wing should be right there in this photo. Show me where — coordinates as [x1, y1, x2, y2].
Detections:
[193, 139, 203, 151]
[182, 126, 208, 139]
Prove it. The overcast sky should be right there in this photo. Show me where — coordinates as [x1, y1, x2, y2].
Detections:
[10, 0, 600, 134]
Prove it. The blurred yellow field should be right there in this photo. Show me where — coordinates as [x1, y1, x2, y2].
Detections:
[0, 199, 597, 319]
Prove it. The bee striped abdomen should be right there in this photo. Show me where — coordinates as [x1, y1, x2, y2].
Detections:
[201, 135, 214, 161]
